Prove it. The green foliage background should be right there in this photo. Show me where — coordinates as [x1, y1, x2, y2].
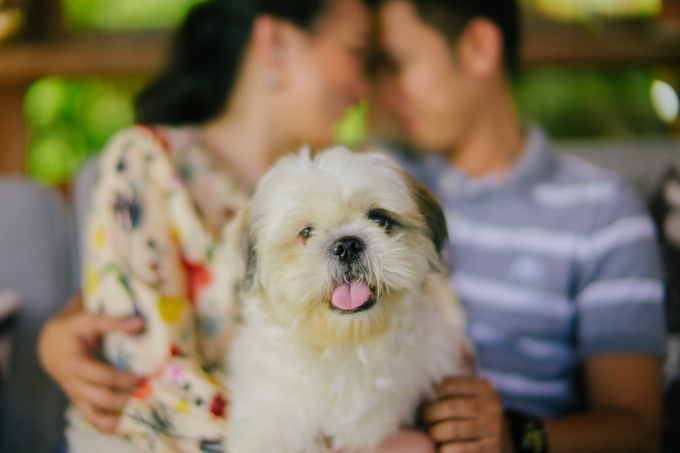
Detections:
[24, 0, 671, 185]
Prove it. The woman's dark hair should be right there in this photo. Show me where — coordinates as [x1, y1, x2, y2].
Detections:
[136, 0, 336, 125]
[408, 0, 521, 74]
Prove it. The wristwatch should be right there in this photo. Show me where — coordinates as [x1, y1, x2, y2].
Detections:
[505, 409, 549, 453]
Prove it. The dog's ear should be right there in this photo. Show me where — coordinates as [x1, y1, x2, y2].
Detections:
[402, 170, 448, 254]
[221, 205, 257, 293]
[243, 231, 257, 292]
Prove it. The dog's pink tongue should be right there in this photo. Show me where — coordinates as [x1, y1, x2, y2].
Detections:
[331, 281, 372, 311]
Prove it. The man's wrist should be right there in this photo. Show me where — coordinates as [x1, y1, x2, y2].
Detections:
[504, 409, 549, 453]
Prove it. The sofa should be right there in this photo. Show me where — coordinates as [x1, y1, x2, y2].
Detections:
[0, 179, 76, 453]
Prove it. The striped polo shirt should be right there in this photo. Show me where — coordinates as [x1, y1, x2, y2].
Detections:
[395, 127, 666, 418]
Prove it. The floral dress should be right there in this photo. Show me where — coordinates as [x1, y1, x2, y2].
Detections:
[82, 125, 249, 453]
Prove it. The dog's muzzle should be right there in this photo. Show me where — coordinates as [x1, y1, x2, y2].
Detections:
[328, 236, 376, 314]
[332, 236, 364, 263]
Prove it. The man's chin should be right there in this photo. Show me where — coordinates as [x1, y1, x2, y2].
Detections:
[408, 132, 450, 154]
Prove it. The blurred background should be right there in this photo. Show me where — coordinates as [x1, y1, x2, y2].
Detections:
[0, 0, 678, 185]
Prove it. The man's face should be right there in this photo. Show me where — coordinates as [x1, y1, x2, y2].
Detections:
[377, 0, 481, 152]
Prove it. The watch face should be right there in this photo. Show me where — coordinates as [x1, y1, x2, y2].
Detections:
[522, 420, 547, 452]
[506, 410, 548, 453]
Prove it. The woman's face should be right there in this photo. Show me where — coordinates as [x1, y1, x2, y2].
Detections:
[282, 0, 373, 148]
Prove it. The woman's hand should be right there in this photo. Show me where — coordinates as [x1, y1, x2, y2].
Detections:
[37, 295, 145, 433]
[423, 377, 512, 453]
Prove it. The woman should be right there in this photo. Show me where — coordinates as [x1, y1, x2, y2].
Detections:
[39, 0, 433, 451]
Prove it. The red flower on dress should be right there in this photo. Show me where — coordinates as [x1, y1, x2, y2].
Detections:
[170, 344, 184, 357]
[180, 255, 213, 305]
[209, 393, 227, 419]
[139, 125, 172, 154]
[132, 380, 152, 400]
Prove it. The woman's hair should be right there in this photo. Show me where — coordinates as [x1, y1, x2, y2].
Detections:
[135, 0, 335, 125]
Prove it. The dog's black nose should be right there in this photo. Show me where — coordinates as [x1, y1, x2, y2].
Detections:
[332, 236, 365, 262]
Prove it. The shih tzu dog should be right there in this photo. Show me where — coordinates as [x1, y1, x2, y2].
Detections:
[225, 147, 471, 452]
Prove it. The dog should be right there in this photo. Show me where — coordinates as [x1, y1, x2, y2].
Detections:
[224, 147, 471, 452]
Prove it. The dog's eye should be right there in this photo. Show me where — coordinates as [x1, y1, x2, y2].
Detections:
[298, 226, 314, 241]
[367, 210, 395, 233]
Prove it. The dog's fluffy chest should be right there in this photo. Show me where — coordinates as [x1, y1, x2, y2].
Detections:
[226, 288, 465, 452]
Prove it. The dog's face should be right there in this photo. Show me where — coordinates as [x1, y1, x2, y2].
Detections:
[243, 147, 447, 348]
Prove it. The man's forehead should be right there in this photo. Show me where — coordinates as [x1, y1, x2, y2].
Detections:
[321, 0, 373, 35]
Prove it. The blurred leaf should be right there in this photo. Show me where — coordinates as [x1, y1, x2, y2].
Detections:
[529, 0, 660, 21]
[63, 0, 206, 31]
[514, 68, 666, 140]
[335, 101, 369, 147]
[25, 77, 141, 185]
[81, 84, 135, 144]
[28, 130, 78, 184]
[24, 78, 68, 128]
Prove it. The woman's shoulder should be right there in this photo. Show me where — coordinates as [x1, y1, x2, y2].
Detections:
[99, 125, 171, 161]
[95, 125, 191, 183]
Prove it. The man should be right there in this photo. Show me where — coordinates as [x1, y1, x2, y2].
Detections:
[376, 1, 665, 452]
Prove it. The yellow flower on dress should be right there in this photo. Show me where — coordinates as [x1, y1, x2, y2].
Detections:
[92, 226, 106, 249]
[84, 266, 100, 296]
[158, 296, 186, 325]
[206, 373, 222, 387]
[175, 399, 190, 414]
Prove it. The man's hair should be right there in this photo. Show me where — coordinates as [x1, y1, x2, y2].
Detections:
[407, 0, 521, 73]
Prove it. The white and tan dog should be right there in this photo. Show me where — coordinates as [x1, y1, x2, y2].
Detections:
[225, 147, 471, 453]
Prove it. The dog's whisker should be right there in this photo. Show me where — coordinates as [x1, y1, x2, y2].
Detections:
[367, 255, 384, 299]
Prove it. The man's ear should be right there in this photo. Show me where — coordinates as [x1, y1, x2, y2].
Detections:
[457, 18, 503, 77]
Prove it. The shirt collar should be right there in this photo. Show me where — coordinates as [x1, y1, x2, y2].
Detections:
[432, 126, 556, 201]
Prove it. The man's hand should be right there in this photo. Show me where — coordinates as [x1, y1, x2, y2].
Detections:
[37, 295, 145, 433]
[423, 376, 513, 453]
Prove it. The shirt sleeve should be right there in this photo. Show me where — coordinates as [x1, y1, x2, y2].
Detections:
[575, 180, 666, 358]
[83, 127, 228, 453]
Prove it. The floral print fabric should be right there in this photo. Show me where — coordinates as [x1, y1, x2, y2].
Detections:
[83, 126, 248, 452]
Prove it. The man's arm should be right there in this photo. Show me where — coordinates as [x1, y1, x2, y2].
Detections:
[423, 355, 662, 453]
[544, 354, 662, 453]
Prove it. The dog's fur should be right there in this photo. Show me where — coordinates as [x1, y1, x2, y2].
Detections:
[224, 147, 470, 452]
